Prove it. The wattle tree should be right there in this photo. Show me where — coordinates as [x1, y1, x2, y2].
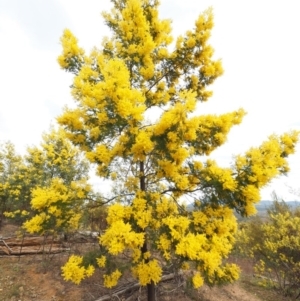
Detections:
[56, 1, 299, 300]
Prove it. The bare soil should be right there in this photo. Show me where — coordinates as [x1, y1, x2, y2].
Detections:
[0, 222, 294, 301]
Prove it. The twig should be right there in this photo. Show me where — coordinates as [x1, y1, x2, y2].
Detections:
[253, 273, 281, 284]
[160, 281, 184, 294]
[0, 239, 13, 254]
[94, 272, 182, 301]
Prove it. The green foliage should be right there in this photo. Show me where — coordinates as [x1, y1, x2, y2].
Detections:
[82, 249, 103, 267]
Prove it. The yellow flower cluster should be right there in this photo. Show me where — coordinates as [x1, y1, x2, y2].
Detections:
[57, 29, 85, 70]
[131, 130, 154, 161]
[175, 233, 207, 260]
[157, 233, 171, 260]
[192, 273, 204, 288]
[132, 259, 162, 285]
[155, 196, 178, 218]
[23, 212, 49, 234]
[202, 160, 237, 191]
[132, 197, 152, 229]
[96, 255, 106, 268]
[162, 216, 190, 240]
[100, 220, 144, 255]
[103, 270, 122, 288]
[233, 131, 299, 216]
[30, 179, 68, 210]
[61, 255, 94, 285]
[106, 203, 132, 224]
[23, 177, 90, 234]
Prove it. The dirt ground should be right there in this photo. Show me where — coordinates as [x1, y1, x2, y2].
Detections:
[0, 223, 294, 301]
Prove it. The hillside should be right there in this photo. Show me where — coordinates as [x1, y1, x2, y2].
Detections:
[255, 200, 300, 216]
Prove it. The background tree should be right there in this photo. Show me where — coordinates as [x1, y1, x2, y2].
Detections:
[56, 0, 299, 300]
[237, 197, 300, 298]
[22, 127, 92, 235]
[3, 128, 92, 235]
[0, 141, 25, 225]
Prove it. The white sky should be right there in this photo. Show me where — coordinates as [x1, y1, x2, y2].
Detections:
[0, 0, 299, 201]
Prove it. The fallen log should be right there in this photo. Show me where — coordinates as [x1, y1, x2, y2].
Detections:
[1, 236, 60, 247]
[0, 236, 69, 256]
[0, 244, 70, 255]
[0, 231, 99, 256]
[9, 245, 69, 255]
[0, 245, 10, 255]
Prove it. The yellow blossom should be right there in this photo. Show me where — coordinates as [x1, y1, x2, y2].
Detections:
[103, 270, 122, 288]
[192, 272, 204, 288]
[97, 256, 106, 268]
[132, 260, 162, 285]
[61, 255, 94, 285]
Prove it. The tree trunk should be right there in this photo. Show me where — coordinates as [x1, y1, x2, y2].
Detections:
[140, 161, 156, 301]
[147, 281, 156, 301]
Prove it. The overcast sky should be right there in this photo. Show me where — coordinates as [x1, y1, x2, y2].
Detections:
[0, 0, 299, 201]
